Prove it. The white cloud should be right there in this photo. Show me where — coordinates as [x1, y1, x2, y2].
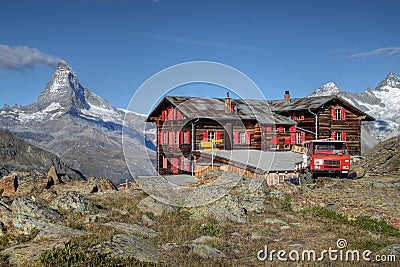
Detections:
[0, 44, 61, 72]
[347, 47, 400, 59]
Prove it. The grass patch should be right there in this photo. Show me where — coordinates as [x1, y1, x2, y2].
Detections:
[38, 241, 157, 267]
[302, 206, 400, 237]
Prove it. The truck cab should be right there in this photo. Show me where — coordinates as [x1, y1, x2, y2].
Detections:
[297, 140, 350, 183]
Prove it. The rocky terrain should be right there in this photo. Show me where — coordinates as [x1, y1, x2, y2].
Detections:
[0, 136, 398, 266]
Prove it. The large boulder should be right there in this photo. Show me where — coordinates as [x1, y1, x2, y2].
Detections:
[47, 165, 62, 185]
[137, 196, 175, 216]
[187, 194, 248, 223]
[104, 221, 159, 238]
[192, 243, 225, 259]
[88, 177, 117, 193]
[12, 198, 62, 221]
[0, 238, 70, 266]
[91, 234, 159, 263]
[231, 177, 268, 213]
[0, 174, 17, 199]
[13, 214, 87, 238]
[49, 191, 98, 213]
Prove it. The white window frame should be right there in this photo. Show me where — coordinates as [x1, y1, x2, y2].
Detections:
[335, 132, 343, 141]
[296, 132, 302, 144]
[335, 109, 342, 120]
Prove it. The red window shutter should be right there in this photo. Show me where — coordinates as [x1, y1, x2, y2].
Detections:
[177, 110, 182, 120]
[278, 126, 284, 133]
[216, 131, 221, 140]
[332, 108, 337, 120]
[187, 131, 191, 144]
[273, 137, 280, 145]
[171, 158, 178, 173]
[186, 158, 190, 171]
[180, 156, 184, 170]
[301, 131, 306, 143]
[161, 110, 166, 121]
[267, 126, 272, 133]
[289, 126, 296, 133]
[233, 132, 239, 144]
[168, 108, 173, 120]
[246, 132, 251, 144]
[159, 132, 163, 145]
[169, 132, 173, 144]
[203, 131, 208, 140]
[300, 110, 305, 120]
[290, 133, 296, 144]
[342, 109, 346, 120]
[163, 157, 168, 168]
[332, 131, 336, 140]
[285, 138, 290, 145]
[179, 132, 183, 144]
[343, 132, 347, 141]
[292, 111, 296, 120]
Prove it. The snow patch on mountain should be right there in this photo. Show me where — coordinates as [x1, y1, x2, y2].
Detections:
[308, 82, 341, 97]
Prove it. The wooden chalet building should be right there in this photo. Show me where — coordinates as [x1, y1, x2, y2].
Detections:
[147, 92, 374, 175]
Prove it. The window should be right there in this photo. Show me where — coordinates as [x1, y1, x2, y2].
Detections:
[292, 111, 304, 120]
[332, 132, 347, 141]
[296, 132, 302, 144]
[208, 131, 216, 141]
[332, 108, 346, 121]
[234, 131, 250, 144]
[175, 131, 179, 144]
[163, 132, 168, 144]
[183, 131, 190, 144]
[239, 132, 246, 144]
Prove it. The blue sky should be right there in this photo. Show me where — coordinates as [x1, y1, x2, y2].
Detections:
[1, 0, 399, 114]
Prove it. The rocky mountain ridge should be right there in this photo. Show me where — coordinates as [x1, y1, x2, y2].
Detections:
[308, 72, 400, 150]
[0, 61, 156, 184]
[0, 130, 82, 179]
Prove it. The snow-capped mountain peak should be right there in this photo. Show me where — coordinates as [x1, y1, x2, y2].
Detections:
[375, 71, 400, 92]
[308, 81, 340, 97]
[37, 60, 88, 111]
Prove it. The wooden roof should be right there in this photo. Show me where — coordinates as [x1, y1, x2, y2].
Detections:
[147, 95, 375, 123]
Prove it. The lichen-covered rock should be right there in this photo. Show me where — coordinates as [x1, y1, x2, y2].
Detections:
[12, 198, 62, 221]
[13, 214, 88, 238]
[137, 196, 175, 216]
[232, 177, 268, 213]
[192, 244, 225, 259]
[104, 221, 159, 238]
[0, 174, 17, 199]
[188, 194, 248, 223]
[49, 191, 98, 213]
[0, 238, 70, 266]
[92, 234, 159, 263]
[14, 175, 48, 199]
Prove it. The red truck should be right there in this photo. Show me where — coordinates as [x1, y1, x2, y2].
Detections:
[295, 139, 350, 184]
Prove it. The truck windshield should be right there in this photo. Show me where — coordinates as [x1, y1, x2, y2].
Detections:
[313, 142, 348, 156]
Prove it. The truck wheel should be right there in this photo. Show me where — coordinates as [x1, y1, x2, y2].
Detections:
[299, 172, 313, 185]
[305, 171, 314, 184]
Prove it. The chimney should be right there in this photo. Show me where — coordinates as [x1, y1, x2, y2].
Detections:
[225, 92, 232, 113]
[284, 90, 291, 103]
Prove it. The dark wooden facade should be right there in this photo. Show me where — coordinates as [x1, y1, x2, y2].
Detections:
[147, 94, 374, 175]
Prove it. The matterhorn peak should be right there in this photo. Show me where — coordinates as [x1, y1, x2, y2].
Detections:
[37, 60, 89, 111]
[375, 71, 400, 91]
[308, 81, 341, 97]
